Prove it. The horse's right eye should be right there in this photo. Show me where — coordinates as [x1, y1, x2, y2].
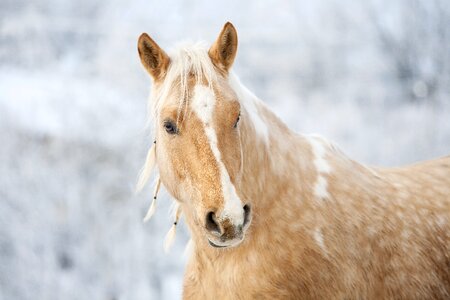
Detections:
[163, 120, 178, 134]
[234, 112, 241, 128]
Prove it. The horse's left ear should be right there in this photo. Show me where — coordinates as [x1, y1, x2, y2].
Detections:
[209, 22, 238, 73]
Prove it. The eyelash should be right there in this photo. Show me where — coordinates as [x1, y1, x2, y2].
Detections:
[163, 113, 239, 134]
[234, 112, 241, 128]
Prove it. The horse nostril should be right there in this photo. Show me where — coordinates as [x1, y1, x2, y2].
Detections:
[243, 204, 251, 226]
[205, 211, 222, 235]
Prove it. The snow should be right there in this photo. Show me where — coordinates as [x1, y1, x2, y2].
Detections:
[0, 0, 449, 299]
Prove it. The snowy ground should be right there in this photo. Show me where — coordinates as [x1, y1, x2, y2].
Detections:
[1, 0, 449, 299]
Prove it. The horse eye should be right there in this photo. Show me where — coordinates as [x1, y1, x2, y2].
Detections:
[234, 112, 241, 128]
[163, 120, 178, 134]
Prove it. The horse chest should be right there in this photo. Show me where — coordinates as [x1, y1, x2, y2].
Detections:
[184, 250, 327, 299]
[187, 257, 258, 297]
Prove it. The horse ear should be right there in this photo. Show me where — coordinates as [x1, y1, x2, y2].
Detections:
[208, 22, 238, 73]
[138, 33, 170, 81]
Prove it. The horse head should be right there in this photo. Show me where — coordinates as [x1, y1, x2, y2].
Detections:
[138, 23, 252, 249]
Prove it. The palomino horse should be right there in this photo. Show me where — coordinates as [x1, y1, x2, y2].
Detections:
[137, 22, 450, 299]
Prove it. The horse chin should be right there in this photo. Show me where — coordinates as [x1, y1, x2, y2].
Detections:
[208, 238, 243, 249]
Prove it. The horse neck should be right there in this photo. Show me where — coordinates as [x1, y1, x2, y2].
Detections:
[190, 76, 339, 260]
[234, 78, 312, 214]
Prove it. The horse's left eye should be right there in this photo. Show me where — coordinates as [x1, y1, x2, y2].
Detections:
[234, 112, 241, 128]
[164, 120, 178, 134]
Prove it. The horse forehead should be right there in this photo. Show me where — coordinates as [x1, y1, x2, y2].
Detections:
[191, 85, 216, 123]
[190, 82, 238, 123]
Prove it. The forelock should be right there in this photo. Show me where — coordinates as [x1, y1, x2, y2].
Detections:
[150, 42, 218, 125]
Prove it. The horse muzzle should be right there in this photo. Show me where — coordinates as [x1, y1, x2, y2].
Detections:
[204, 204, 252, 248]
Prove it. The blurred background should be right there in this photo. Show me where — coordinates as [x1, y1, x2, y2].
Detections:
[1, 0, 449, 299]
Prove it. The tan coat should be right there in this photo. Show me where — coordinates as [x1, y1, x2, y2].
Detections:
[183, 101, 450, 299]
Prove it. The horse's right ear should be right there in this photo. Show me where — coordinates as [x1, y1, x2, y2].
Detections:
[138, 33, 170, 81]
[209, 22, 238, 73]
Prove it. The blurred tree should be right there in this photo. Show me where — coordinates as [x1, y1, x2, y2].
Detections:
[368, 0, 450, 103]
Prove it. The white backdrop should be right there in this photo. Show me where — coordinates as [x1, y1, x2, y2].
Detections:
[1, 0, 449, 299]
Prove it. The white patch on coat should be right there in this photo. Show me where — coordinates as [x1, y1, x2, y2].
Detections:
[308, 136, 332, 200]
[313, 228, 326, 253]
[435, 214, 447, 227]
[314, 176, 330, 199]
[309, 136, 331, 174]
[192, 85, 244, 224]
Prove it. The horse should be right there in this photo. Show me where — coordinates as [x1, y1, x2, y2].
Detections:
[136, 22, 450, 299]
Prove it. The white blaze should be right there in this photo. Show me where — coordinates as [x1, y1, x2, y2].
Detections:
[191, 85, 244, 224]
[313, 228, 326, 253]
